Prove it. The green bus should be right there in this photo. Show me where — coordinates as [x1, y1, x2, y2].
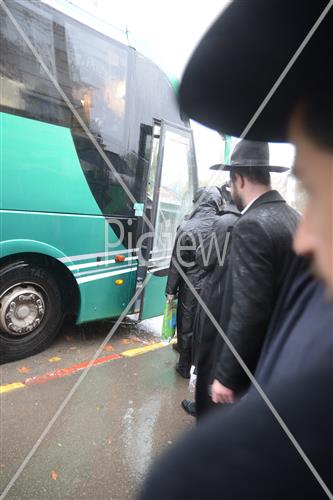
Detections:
[0, 0, 198, 362]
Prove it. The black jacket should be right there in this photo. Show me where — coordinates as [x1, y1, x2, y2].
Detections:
[165, 187, 222, 349]
[214, 190, 300, 392]
[255, 269, 330, 385]
[139, 284, 333, 500]
[193, 204, 240, 416]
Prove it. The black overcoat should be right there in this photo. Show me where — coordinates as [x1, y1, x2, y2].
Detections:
[214, 190, 300, 392]
[165, 187, 222, 352]
[193, 204, 240, 416]
[139, 280, 333, 500]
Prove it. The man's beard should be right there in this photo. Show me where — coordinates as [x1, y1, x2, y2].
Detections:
[231, 188, 245, 212]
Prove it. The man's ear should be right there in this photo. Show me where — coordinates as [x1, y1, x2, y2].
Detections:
[237, 173, 245, 189]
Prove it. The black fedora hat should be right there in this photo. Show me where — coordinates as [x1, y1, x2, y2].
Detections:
[179, 1, 333, 142]
[210, 140, 289, 173]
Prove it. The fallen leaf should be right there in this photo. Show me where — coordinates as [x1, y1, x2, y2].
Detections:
[48, 357, 61, 363]
[103, 344, 114, 352]
[69, 346, 77, 350]
[121, 339, 131, 345]
[18, 366, 30, 374]
[108, 438, 112, 445]
[129, 336, 142, 344]
[64, 336, 73, 342]
[50, 470, 58, 481]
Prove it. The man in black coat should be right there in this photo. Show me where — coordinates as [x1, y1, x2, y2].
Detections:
[165, 186, 222, 378]
[210, 140, 299, 405]
[139, 1, 333, 499]
[182, 187, 240, 417]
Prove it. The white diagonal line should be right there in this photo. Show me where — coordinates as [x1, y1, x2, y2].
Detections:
[1, 0, 331, 497]
[241, 0, 333, 138]
[172, 258, 333, 500]
[0, 272, 152, 500]
[183, 12, 333, 489]
[0, 8, 156, 494]
[190, 1, 333, 214]
[0, 0, 155, 233]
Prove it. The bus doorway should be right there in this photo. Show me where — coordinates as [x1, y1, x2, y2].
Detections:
[136, 120, 198, 320]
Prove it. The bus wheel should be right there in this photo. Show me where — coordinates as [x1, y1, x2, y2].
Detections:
[0, 263, 63, 363]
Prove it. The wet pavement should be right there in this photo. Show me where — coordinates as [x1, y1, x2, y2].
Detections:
[0, 318, 194, 499]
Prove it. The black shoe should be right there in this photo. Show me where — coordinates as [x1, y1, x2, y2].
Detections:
[172, 342, 180, 353]
[175, 362, 190, 379]
[181, 399, 197, 417]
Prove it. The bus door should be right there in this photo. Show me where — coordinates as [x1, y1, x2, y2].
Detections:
[136, 120, 198, 320]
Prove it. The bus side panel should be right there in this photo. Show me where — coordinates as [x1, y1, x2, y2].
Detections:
[140, 273, 168, 320]
[1, 112, 101, 215]
[0, 211, 137, 322]
[0, 111, 140, 321]
[76, 272, 136, 323]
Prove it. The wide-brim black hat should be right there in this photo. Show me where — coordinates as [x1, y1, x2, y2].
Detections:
[179, 1, 333, 142]
[210, 164, 289, 173]
[210, 140, 289, 172]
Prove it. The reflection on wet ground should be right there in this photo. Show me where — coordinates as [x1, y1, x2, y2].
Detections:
[0, 316, 163, 385]
[0, 318, 194, 499]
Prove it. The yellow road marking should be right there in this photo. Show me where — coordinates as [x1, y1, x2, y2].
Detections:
[121, 342, 167, 357]
[48, 357, 61, 362]
[1, 341, 174, 394]
[0, 382, 25, 394]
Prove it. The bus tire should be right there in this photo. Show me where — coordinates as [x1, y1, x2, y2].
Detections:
[0, 262, 63, 363]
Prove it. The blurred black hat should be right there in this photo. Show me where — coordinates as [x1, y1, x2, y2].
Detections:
[210, 140, 289, 172]
[179, 1, 333, 142]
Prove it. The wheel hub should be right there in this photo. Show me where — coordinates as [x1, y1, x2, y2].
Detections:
[0, 286, 45, 336]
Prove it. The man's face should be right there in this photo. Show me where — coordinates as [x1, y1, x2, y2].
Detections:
[289, 114, 333, 296]
[230, 175, 245, 211]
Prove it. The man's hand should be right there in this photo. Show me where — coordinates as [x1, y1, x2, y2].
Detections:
[211, 379, 235, 404]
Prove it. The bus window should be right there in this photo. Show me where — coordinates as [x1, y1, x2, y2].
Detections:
[62, 21, 134, 216]
[65, 22, 128, 156]
[151, 126, 194, 267]
[0, 0, 67, 125]
[146, 123, 161, 202]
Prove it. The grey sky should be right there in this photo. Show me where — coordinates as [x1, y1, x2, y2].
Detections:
[69, 0, 228, 78]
